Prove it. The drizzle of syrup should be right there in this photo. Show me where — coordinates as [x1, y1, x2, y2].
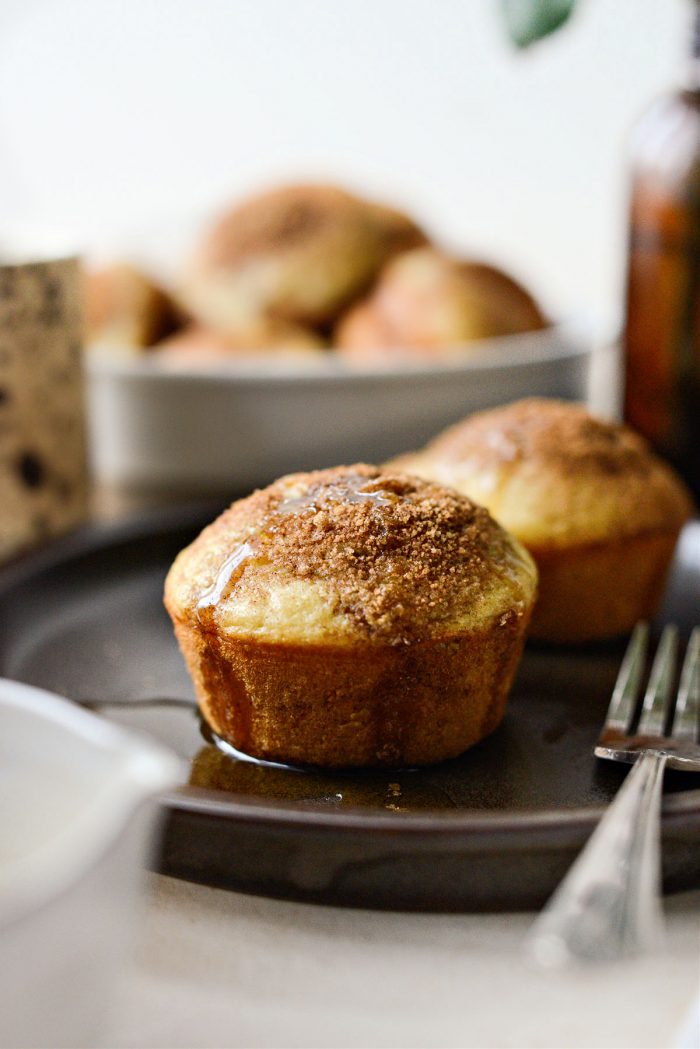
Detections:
[195, 475, 403, 626]
[276, 493, 320, 515]
[277, 474, 400, 515]
[196, 541, 255, 626]
[342, 483, 399, 506]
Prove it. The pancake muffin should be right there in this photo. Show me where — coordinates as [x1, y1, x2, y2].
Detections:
[395, 399, 693, 643]
[85, 264, 182, 351]
[335, 247, 546, 360]
[165, 465, 537, 767]
[178, 184, 428, 336]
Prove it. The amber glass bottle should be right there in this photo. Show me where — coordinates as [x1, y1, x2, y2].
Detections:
[623, 14, 700, 501]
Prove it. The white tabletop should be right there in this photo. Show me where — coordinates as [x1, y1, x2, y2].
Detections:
[110, 875, 700, 1049]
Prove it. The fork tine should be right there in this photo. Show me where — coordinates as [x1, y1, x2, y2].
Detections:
[600, 622, 648, 738]
[637, 625, 678, 737]
[671, 626, 700, 742]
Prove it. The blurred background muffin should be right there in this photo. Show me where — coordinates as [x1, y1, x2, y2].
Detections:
[177, 183, 430, 339]
[85, 183, 546, 364]
[364, 202, 428, 258]
[85, 263, 182, 353]
[335, 247, 547, 361]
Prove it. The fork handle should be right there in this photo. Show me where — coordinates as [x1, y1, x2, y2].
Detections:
[527, 750, 668, 965]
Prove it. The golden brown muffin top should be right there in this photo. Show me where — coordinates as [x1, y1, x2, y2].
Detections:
[365, 203, 428, 256]
[334, 247, 546, 358]
[181, 184, 418, 331]
[165, 464, 536, 646]
[84, 264, 181, 349]
[197, 184, 372, 269]
[403, 399, 694, 549]
[428, 398, 653, 470]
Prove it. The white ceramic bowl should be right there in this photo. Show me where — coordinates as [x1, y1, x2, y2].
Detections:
[86, 320, 592, 496]
[0, 680, 181, 1049]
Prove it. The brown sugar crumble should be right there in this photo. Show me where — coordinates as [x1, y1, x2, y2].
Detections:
[185, 464, 523, 644]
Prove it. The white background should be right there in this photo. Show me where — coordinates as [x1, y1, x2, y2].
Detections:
[0, 0, 689, 323]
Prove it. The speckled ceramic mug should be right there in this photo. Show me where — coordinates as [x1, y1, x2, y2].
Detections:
[0, 257, 88, 561]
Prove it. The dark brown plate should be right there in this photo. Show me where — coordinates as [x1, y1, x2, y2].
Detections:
[1, 506, 699, 912]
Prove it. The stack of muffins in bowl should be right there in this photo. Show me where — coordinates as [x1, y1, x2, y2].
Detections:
[165, 399, 693, 770]
[85, 181, 592, 497]
[85, 182, 548, 364]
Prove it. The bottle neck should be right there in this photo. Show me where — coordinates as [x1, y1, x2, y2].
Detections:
[688, 6, 700, 89]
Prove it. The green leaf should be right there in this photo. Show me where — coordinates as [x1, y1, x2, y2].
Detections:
[500, 0, 577, 49]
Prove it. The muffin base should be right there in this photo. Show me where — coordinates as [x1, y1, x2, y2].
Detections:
[171, 612, 530, 768]
[528, 529, 681, 644]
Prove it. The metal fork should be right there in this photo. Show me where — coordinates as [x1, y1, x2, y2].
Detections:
[527, 622, 700, 966]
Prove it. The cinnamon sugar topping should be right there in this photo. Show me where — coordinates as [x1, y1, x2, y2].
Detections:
[188, 464, 527, 643]
[200, 185, 368, 268]
[427, 398, 656, 477]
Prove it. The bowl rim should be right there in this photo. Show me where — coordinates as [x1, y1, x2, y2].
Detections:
[86, 317, 593, 385]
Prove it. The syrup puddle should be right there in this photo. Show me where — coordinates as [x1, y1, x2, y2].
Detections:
[81, 696, 456, 811]
[193, 723, 428, 810]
